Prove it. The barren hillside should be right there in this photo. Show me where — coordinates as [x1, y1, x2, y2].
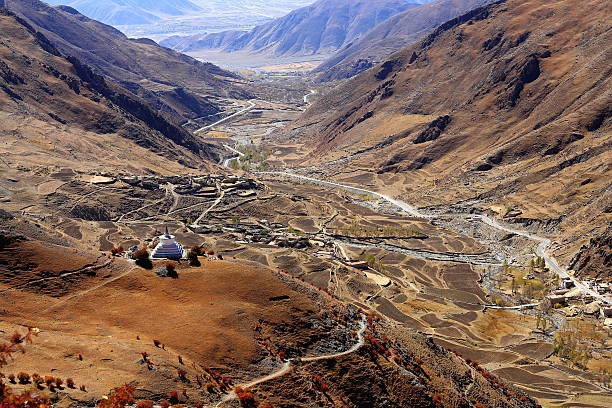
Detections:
[269, 0, 612, 278]
[315, 0, 492, 81]
[4, 0, 249, 125]
[0, 8, 219, 171]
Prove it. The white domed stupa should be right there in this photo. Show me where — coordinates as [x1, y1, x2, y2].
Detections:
[151, 227, 185, 260]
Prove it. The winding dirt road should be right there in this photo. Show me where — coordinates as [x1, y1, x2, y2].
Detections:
[215, 315, 367, 406]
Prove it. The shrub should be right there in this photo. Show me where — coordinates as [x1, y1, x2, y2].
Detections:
[235, 387, 257, 408]
[159, 401, 170, 408]
[7, 374, 15, 384]
[16, 372, 30, 384]
[133, 247, 152, 269]
[205, 382, 216, 393]
[135, 401, 154, 408]
[55, 377, 63, 388]
[98, 384, 135, 408]
[217, 254, 223, 260]
[432, 393, 443, 404]
[79, 385, 87, 392]
[187, 251, 201, 266]
[66, 378, 75, 389]
[167, 391, 179, 404]
[44, 376, 55, 387]
[110, 246, 124, 256]
[32, 373, 43, 388]
[177, 369, 188, 382]
[207, 250, 215, 256]
[153, 339, 161, 348]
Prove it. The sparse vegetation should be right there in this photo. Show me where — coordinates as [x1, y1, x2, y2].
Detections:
[187, 250, 201, 266]
[98, 384, 135, 408]
[110, 246, 124, 256]
[132, 247, 152, 269]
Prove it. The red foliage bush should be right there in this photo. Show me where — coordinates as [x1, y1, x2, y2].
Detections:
[153, 339, 161, 348]
[167, 391, 179, 404]
[66, 378, 75, 389]
[235, 387, 257, 408]
[7, 374, 15, 384]
[177, 369, 188, 382]
[98, 384, 135, 408]
[79, 384, 87, 392]
[111, 246, 124, 256]
[159, 401, 170, 408]
[135, 401, 154, 408]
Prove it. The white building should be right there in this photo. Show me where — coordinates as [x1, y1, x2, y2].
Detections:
[151, 227, 185, 260]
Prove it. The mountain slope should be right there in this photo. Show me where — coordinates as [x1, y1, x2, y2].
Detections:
[5, 0, 249, 125]
[43, 0, 203, 25]
[271, 0, 612, 271]
[0, 7, 218, 172]
[315, 0, 492, 80]
[161, 0, 420, 57]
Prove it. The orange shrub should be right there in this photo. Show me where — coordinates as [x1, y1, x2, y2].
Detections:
[235, 387, 257, 408]
[110, 246, 124, 256]
[98, 384, 135, 408]
[66, 378, 75, 389]
[135, 401, 154, 408]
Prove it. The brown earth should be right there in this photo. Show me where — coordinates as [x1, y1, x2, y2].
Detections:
[4, 0, 250, 124]
[0, 9, 221, 171]
[268, 0, 612, 279]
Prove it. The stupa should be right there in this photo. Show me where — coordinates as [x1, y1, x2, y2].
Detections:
[151, 227, 185, 260]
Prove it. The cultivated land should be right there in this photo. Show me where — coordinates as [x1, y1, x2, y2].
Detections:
[0, 0, 610, 407]
[0, 86, 609, 406]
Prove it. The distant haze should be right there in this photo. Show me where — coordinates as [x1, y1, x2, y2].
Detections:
[43, 0, 320, 39]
